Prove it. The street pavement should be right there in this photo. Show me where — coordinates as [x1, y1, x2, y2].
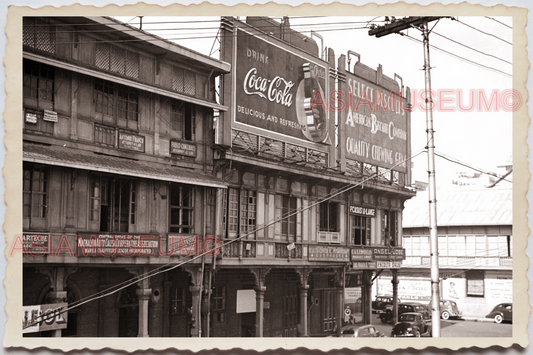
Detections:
[370, 313, 512, 337]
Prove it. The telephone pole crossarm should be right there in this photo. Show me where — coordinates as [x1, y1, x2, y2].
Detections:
[368, 16, 442, 37]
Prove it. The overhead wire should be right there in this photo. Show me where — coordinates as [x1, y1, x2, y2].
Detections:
[453, 18, 512, 45]
[401, 33, 512, 78]
[484, 16, 512, 29]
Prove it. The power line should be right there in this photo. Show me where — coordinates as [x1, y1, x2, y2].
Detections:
[432, 31, 512, 66]
[453, 18, 512, 45]
[402, 33, 512, 78]
[484, 16, 512, 29]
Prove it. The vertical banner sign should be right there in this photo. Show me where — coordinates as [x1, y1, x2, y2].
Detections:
[343, 70, 409, 172]
[234, 26, 331, 148]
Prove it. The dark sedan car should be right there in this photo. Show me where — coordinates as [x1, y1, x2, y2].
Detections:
[372, 296, 394, 313]
[391, 312, 431, 337]
[486, 303, 512, 323]
[340, 324, 385, 337]
[379, 302, 430, 324]
[427, 299, 462, 320]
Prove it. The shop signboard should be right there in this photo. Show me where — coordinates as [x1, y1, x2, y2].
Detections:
[170, 140, 197, 157]
[118, 131, 145, 152]
[350, 247, 373, 261]
[352, 261, 377, 269]
[232, 24, 330, 149]
[43, 109, 58, 122]
[308, 245, 350, 261]
[373, 246, 406, 260]
[23, 302, 68, 334]
[77, 233, 159, 257]
[22, 233, 49, 255]
[343, 68, 409, 172]
[349, 205, 376, 216]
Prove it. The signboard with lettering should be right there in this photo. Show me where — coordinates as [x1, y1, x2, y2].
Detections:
[231, 24, 330, 149]
[25, 112, 37, 124]
[170, 140, 197, 157]
[343, 67, 409, 172]
[23, 303, 68, 334]
[77, 234, 159, 257]
[352, 261, 377, 269]
[308, 245, 350, 262]
[372, 247, 406, 260]
[349, 205, 376, 216]
[350, 247, 373, 261]
[118, 131, 145, 152]
[22, 234, 49, 255]
[43, 109, 58, 122]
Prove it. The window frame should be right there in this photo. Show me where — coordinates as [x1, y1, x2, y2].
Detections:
[351, 215, 371, 246]
[169, 183, 194, 234]
[23, 164, 48, 231]
[319, 201, 339, 232]
[23, 59, 55, 111]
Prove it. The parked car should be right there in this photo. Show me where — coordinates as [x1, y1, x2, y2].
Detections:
[372, 296, 394, 313]
[427, 299, 462, 320]
[379, 302, 430, 324]
[339, 324, 386, 337]
[486, 303, 513, 323]
[391, 312, 431, 337]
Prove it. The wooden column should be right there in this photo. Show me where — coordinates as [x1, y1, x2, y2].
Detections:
[251, 268, 270, 337]
[296, 268, 311, 337]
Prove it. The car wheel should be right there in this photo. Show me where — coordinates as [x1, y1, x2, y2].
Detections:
[415, 330, 421, 338]
[495, 314, 503, 324]
[441, 311, 450, 320]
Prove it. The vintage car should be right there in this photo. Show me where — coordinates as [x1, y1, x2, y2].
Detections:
[486, 303, 513, 323]
[391, 312, 431, 337]
[372, 296, 394, 313]
[427, 299, 462, 320]
[339, 324, 386, 337]
[379, 302, 430, 324]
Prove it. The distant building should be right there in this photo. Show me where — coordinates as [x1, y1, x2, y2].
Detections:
[374, 186, 512, 318]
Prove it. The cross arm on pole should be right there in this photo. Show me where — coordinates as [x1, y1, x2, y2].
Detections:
[368, 16, 442, 37]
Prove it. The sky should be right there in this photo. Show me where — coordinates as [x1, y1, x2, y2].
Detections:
[116, 15, 514, 188]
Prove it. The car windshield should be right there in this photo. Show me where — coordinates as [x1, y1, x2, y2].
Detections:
[400, 314, 416, 322]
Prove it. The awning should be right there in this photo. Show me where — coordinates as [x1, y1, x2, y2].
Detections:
[23, 142, 227, 189]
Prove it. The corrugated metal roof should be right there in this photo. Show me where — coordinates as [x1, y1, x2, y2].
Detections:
[403, 187, 512, 227]
[23, 142, 227, 189]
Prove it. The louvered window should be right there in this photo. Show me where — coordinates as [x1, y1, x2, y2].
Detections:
[23, 17, 56, 53]
[95, 42, 139, 79]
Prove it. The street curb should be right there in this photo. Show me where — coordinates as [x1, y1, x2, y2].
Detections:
[462, 317, 494, 323]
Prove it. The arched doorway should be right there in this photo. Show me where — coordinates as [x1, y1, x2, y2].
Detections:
[118, 284, 139, 337]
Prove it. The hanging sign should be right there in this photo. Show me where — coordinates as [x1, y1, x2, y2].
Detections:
[22, 303, 68, 334]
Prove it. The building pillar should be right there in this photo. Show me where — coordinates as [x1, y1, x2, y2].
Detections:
[37, 266, 77, 337]
[334, 267, 345, 336]
[250, 268, 270, 337]
[363, 270, 373, 324]
[189, 285, 202, 337]
[295, 268, 311, 337]
[255, 286, 266, 337]
[183, 266, 203, 337]
[299, 286, 309, 337]
[136, 288, 152, 337]
[392, 269, 399, 324]
[163, 281, 172, 337]
[97, 284, 107, 337]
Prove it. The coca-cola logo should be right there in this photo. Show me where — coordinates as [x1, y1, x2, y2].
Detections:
[243, 68, 295, 107]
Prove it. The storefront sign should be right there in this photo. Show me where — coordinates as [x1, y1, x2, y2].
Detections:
[308, 245, 350, 261]
[343, 70, 409, 172]
[23, 303, 68, 334]
[352, 261, 377, 269]
[350, 247, 373, 261]
[77, 234, 159, 257]
[376, 261, 402, 269]
[349, 205, 376, 216]
[170, 140, 197, 157]
[43, 109, 58, 122]
[22, 234, 49, 255]
[372, 247, 406, 260]
[25, 112, 37, 124]
[232, 25, 330, 147]
[118, 131, 145, 152]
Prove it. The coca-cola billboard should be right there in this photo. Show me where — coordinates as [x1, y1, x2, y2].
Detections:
[233, 27, 331, 146]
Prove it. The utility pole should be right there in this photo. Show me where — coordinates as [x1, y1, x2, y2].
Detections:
[369, 16, 442, 337]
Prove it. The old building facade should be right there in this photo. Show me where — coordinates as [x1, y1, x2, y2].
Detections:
[21, 16, 414, 337]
